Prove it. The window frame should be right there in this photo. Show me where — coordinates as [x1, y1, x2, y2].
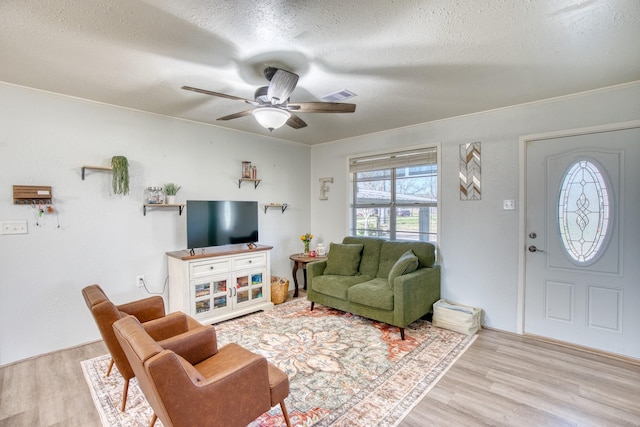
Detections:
[348, 145, 440, 242]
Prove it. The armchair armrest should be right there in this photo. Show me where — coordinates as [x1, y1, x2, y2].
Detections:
[117, 295, 165, 323]
[158, 325, 218, 365]
[195, 344, 268, 386]
[146, 344, 272, 423]
[393, 265, 441, 326]
[307, 260, 327, 277]
[307, 261, 327, 299]
[142, 312, 199, 341]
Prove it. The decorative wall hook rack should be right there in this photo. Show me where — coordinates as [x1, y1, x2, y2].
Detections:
[13, 185, 53, 205]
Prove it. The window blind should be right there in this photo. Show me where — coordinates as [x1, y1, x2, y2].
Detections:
[348, 147, 437, 173]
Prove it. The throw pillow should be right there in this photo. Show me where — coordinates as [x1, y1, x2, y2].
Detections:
[323, 243, 364, 276]
[388, 249, 419, 287]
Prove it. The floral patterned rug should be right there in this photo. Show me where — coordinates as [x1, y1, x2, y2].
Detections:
[81, 298, 476, 427]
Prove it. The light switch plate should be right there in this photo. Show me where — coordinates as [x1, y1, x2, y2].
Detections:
[1, 220, 28, 235]
[0, 221, 27, 234]
[503, 200, 516, 211]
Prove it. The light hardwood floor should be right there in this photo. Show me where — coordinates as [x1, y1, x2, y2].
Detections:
[1, 309, 639, 426]
[399, 331, 640, 427]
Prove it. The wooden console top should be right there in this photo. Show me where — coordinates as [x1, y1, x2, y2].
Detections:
[166, 244, 273, 261]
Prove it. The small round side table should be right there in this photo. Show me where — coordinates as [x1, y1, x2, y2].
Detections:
[289, 253, 327, 297]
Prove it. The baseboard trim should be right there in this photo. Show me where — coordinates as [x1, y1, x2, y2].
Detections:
[0, 339, 104, 369]
[480, 327, 640, 366]
[523, 333, 640, 366]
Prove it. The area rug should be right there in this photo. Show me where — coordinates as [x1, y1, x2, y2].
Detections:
[81, 298, 476, 427]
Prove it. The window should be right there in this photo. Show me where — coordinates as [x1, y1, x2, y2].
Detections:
[558, 158, 611, 264]
[349, 147, 438, 242]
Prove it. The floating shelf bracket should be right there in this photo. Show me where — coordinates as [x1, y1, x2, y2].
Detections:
[263, 203, 288, 213]
[143, 204, 185, 216]
[82, 165, 112, 180]
[238, 178, 262, 189]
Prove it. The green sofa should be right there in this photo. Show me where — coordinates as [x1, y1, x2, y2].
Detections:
[307, 236, 440, 339]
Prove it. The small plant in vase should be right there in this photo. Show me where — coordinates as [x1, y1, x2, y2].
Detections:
[300, 233, 313, 255]
[164, 183, 181, 204]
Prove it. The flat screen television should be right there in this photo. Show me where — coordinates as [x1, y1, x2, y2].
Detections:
[186, 200, 259, 249]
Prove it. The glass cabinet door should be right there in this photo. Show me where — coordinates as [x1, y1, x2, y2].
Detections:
[192, 278, 230, 318]
[234, 270, 265, 307]
[194, 282, 211, 315]
[251, 273, 264, 300]
[236, 275, 250, 304]
[212, 279, 229, 310]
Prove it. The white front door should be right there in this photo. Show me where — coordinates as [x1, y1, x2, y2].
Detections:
[524, 123, 640, 359]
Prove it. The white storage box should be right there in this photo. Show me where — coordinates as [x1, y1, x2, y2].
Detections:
[432, 299, 482, 335]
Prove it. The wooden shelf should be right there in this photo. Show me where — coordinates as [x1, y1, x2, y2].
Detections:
[264, 203, 288, 213]
[238, 178, 262, 189]
[82, 165, 112, 180]
[143, 204, 185, 216]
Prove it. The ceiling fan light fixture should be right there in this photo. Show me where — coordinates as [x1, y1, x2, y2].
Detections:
[252, 107, 291, 131]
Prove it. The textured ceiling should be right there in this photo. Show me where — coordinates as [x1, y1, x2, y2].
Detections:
[1, 0, 639, 145]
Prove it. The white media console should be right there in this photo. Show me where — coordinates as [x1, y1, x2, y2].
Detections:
[166, 244, 274, 324]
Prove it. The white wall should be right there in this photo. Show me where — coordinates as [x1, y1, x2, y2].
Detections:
[310, 82, 640, 332]
[0, 83, 310, 365]
[3, 82, 638, 365]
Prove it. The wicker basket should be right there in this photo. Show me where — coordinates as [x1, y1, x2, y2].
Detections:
[270, 276, 289, 305]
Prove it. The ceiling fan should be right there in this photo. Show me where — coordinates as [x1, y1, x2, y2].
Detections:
[182, 67, 356, 131]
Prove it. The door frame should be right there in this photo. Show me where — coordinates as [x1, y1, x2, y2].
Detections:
[516, 120, 640, 335]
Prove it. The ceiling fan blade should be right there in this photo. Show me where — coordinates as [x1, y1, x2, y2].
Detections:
[182, 86, 258, 105]
[287, 102, 356, 113]
[217, 110, 254, 121]
[286, 113, 307, 129]
[267, 69, 299, 105]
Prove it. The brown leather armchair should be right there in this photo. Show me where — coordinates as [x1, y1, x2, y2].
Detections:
[113, 315, 292, 427]
[82, 284, 202, 411]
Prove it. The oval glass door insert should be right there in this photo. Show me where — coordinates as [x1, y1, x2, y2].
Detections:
[558, 159, 611, 264]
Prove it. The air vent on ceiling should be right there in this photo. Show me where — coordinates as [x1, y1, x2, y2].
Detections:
[321, 89, 357, 102]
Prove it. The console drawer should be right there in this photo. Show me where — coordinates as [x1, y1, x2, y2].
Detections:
[190, 259, 230, 277]
[233, 254, 266, 269]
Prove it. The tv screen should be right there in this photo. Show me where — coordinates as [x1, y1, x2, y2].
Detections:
[186, 200, 259, 249]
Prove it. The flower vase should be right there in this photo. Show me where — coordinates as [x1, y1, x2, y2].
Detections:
[304, 241, 310, 255]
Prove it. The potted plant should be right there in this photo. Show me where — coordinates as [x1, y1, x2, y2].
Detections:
[111, 156, 129, 195]
[164, 183, 181, 204]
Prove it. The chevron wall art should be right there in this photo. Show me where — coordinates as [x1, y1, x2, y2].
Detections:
[460, 142, 481, 200]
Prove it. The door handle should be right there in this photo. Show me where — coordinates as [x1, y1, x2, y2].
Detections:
[528, 245, 544, 253]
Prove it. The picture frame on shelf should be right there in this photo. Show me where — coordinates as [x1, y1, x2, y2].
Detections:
[242, 161, 252, 178]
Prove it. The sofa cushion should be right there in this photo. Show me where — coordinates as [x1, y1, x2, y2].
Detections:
[377, 241, 436, 279]
[342, 237, 384, 277]
[324, 243, 364, 276]
[347, 278, 394, 311]
[388, 250, 419, 287]
[409, 242, 436, 268]
[312, 275, 373, 300]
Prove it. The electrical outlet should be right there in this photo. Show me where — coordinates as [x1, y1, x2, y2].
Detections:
[136, 275, 145, 288]
[0, 220, 28, 235]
